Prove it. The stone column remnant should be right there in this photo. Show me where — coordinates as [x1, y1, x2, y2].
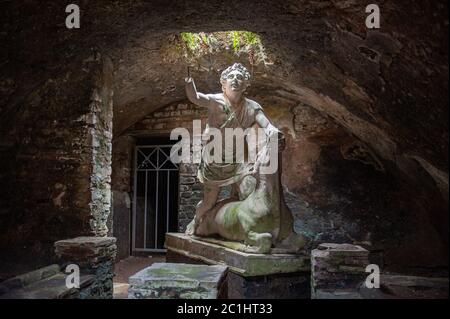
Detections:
[87, 54, 114, 237]
[311, 243, 370, 299]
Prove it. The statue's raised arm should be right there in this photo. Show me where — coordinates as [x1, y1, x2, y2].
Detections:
[185, 76, 212, 108]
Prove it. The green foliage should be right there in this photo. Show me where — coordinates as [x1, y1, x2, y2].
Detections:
[178, 31, 268, 67]
[231, 31, 240, 52]
[228, 31, 261, 53]
[180, 32, 200, 52]
[242, 31, 260, 45]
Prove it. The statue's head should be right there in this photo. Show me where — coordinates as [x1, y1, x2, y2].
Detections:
[220, 63, 251, 96]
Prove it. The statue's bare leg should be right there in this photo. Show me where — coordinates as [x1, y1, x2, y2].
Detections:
[186, 184, 220, 236]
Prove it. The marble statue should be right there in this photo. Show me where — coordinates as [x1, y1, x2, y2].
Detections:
[184, 63, 307, 253]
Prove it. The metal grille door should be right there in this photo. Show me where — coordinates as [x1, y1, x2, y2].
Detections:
[132, 145, 179, 252]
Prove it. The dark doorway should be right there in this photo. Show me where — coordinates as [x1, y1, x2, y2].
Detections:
[132, 137, 179, 253]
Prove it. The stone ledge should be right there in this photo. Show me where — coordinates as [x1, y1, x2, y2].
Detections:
[315, 243, 369, 257]
[55, 236, 117, 261]
[165, 233, 309, 277]
[55, 236, 116, 248]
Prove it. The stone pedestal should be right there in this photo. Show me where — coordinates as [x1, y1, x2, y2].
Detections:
[128, 263, 227, 299]
[54, 236, 117, 299]
[165, 233, 311, 299]
[311, 243, 369, 299]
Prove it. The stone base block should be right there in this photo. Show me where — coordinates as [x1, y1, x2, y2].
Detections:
[165, 233, 309, 277]
[128, 263, 227, 299]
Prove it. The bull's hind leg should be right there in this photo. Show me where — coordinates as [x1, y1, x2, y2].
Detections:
[244, 231, 272, 254]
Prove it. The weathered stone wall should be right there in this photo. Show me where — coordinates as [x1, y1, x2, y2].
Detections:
[0, 53, 113, 278]
[283, 120, 448, 269]
[245, 93, 446, 269]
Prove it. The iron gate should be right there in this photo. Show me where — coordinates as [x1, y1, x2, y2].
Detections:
[132, 145, 179, 252]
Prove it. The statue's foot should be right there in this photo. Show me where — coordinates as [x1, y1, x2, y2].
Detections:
[185, 218, 197, 236]
[245, 232, 272, 254]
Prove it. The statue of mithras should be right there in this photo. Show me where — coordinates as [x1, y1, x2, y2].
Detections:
[184, 63, 307, 254]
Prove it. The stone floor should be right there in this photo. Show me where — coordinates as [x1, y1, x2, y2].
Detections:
[113, 255, 166, 299]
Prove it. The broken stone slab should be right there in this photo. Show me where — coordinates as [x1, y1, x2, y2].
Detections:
[358, 274, 449, 299]
[55, 236, 117, 261]
[311, 244, 370, 271]
[165, 233, 309, 277]
[0, 273, 94, 299]
[0, 264, 61, 293]
[316, 243, 370, 258]
[55, 236, 116, 249]
[128, 263, 227, 299]
[313, 289, 363, 299]
[381, 275, 449, 288]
